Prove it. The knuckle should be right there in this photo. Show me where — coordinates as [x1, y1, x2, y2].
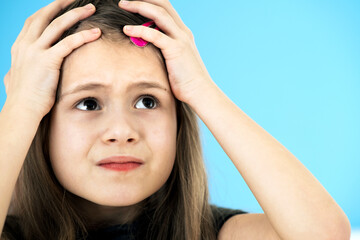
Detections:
[145, 29, 154, 41]
[4, 72, 10, 88]
[59, 0, 74, 8]
[11, 43, 17, 55]
[158, 7, 168, 18]
[56, 8, 84, 26]
[135, 26, 144, 36]
[60, 33, 82, 53]
[36, 8, 45, 18]
[4, 72, 9, 81]
[49, 18, 62, 30]
[179, 32, 190, 43]
[67, 32, 85, 48]
[186, 28, 194, 40]
[24, 15, 33, 25]
[26, 8, 43, 24]
[79, 31, 88, 43]
[63, 38, 74, 51]
[24, 5, 47, 26]
[152, 31, 162, 43]
[140, 26, 147, 35]
[163, 1, 172, 9]
[132, 1, 140, 8]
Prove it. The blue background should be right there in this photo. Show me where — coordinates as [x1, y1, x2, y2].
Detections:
[1, 0, 359, 230]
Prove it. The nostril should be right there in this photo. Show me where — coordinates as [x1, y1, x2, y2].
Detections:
[106, 138, 135, 143]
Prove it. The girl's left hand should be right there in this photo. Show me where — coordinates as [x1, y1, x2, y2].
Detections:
[119, 0, 213, 103]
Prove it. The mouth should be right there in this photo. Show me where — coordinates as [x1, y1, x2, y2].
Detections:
[97, 156, 144, 172]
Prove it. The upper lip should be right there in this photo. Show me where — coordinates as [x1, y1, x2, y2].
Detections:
[97, 156, 144, 165]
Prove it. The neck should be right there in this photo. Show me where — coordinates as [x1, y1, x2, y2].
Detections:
[66, 192, 144, 229]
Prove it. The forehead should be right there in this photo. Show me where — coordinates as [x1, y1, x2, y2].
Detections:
[61, 39, 167, 89]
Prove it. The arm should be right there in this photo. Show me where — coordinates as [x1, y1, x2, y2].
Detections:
[118, 1, 351, 239]
[188, 77, 351, 240]
[1, 0, 101, 234]
[0, 104, 42, 234]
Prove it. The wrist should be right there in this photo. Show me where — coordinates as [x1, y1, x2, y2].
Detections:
[184, 76, 221, 110]
[2, 100, 45, 125]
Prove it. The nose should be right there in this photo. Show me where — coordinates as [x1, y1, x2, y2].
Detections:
[100, 108, 140, 145]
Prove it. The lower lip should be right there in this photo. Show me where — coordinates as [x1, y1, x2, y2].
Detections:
[99, 162, 142, 171]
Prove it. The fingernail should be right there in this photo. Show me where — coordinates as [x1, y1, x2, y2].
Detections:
[91, 28, 100, 34]
[85, 3, 95, 10]
[124, 25, 133, 32]
[119, 0, 129, 5]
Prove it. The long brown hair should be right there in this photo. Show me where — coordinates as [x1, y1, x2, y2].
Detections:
[7, 0, 216, 239]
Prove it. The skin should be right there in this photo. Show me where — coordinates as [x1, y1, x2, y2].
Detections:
[1, 1, 103, 233]
[0, 0, 351, 238]
[48, 39, 177, 224]
[118, 0, 351, 239]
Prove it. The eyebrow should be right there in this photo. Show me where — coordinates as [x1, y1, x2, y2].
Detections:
[58, 81, 168, 102]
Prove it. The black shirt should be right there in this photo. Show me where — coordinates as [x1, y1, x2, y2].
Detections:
[2, 205, 246, 239]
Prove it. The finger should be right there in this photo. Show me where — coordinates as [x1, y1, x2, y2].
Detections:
[49, 28, 101, 62]
[139, 0, 190, 34]
[38, 3, 96, 47]
[119, 0, 182, 38]
[25, 0, 76, 41]
[11, 12, 41, 53]
[123, 25, 171, 50]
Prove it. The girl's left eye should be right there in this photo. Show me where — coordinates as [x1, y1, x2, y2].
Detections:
[135, 96, 158, 109]
[75, 98, 101, 111]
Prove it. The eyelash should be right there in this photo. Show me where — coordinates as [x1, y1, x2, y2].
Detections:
[139, 94, 160, 108]
[74, 97, 100, 111]
[74, 94, 160, 111]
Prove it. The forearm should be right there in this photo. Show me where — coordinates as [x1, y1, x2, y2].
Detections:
[187, 78, 350, 239]
[0, 102, 42, 233]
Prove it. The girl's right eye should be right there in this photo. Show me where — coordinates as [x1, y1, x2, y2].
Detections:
[75, 98, 101, 111]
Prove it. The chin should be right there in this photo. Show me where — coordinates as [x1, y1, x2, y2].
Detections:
[86, 191, 150, 207]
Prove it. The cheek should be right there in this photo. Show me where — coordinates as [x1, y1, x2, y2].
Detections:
[48, 111, 97, 192]
[147, 112, 177, 164]
[48, 111, 93, 168]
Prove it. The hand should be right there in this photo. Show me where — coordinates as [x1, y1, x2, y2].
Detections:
[119, 0, 214, 104]
[4, 0, 101, 118]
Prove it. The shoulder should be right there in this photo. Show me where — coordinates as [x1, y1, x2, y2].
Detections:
[210, 205, 246, 235]
[218, 213, 281, 240]
[2, 215, 23, 240]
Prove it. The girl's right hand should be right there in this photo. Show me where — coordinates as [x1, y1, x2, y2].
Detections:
[3, 0, 101, 118]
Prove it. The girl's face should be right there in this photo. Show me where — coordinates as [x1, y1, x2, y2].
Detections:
[49, 39, 177, 207]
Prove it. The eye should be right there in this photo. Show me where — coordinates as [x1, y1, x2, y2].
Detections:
[135, 95, 158, 109]
[75, 98, 101, 111]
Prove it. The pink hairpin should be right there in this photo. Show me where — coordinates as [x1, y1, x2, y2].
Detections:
[130, 21, 160, 47]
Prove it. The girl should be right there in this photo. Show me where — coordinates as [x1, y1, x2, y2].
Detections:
[0, 0, 351, 239]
